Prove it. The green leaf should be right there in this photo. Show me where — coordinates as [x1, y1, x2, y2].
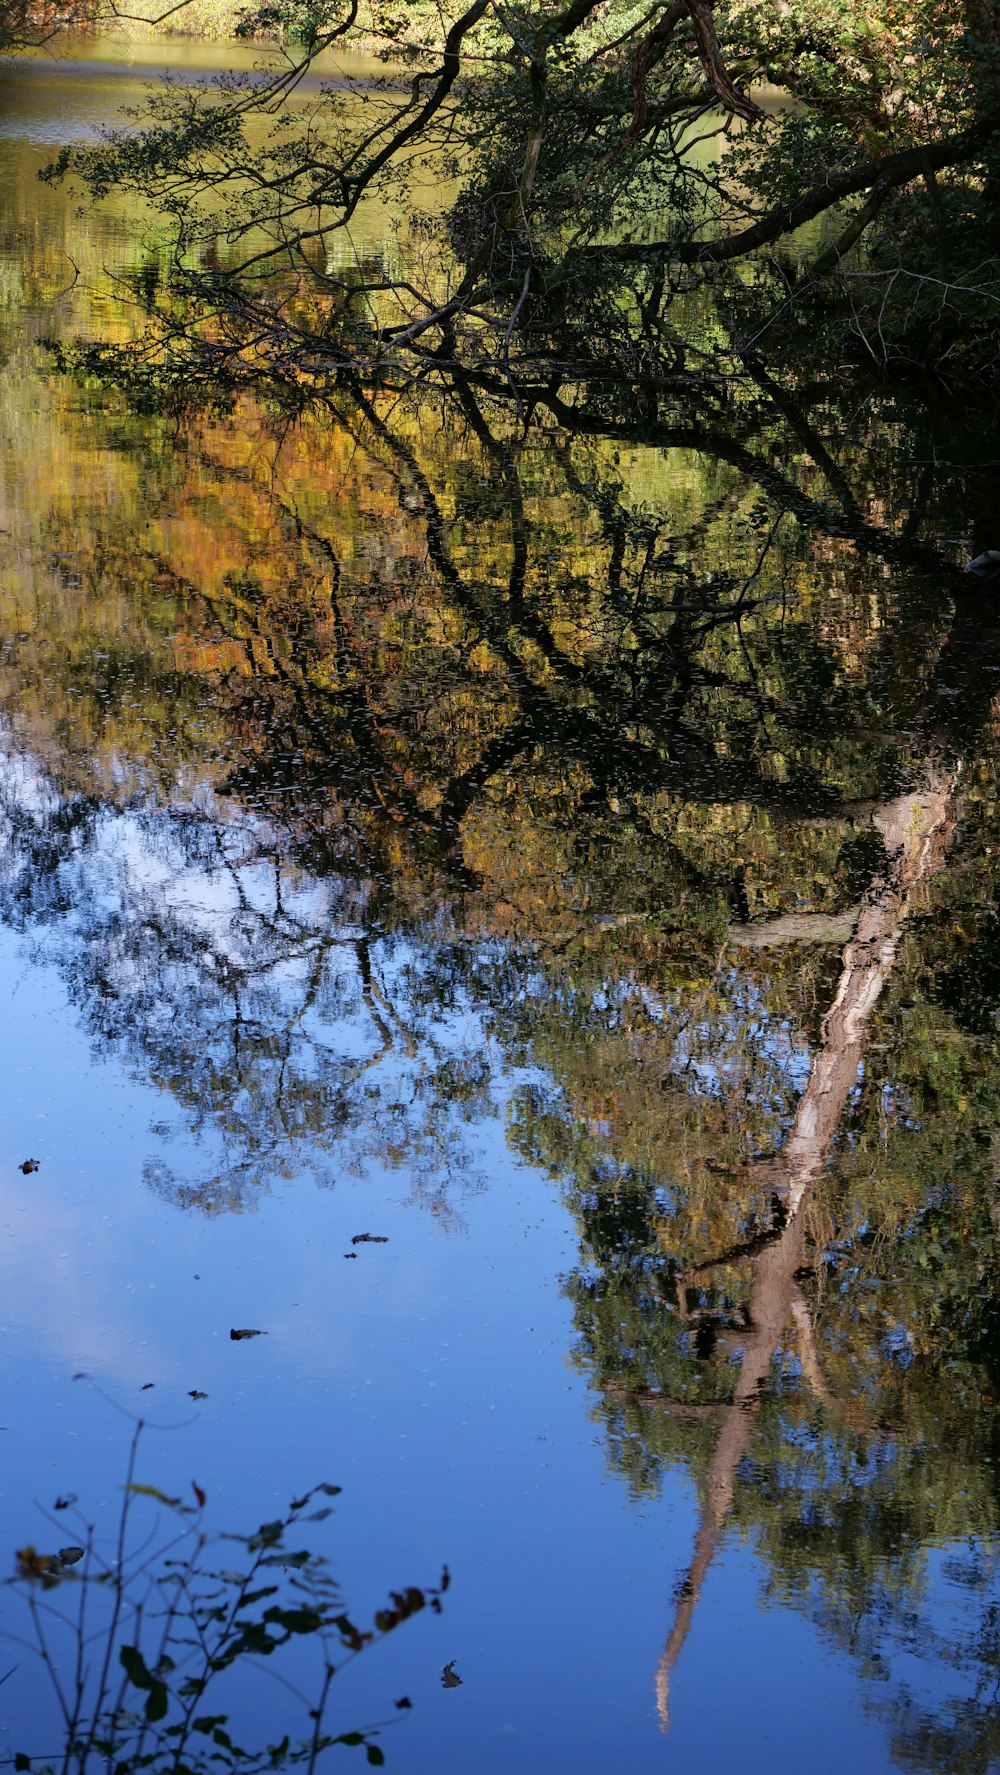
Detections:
[120, 1645, 155, 1691]
[248, 1520, 284, 1550]
[145, 1682, 169, 1723]
[264, 1605, 323, 1633]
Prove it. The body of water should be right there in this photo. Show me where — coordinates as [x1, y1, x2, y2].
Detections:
[0, 42, 996, 1775]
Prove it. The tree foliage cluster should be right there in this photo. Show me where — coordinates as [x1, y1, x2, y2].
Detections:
[29, 0, 1000, 396]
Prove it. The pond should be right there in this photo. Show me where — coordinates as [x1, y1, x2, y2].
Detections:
[0, 41, 998, 1775]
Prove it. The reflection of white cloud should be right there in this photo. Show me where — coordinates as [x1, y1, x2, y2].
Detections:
[0, 1168, 172, 1388]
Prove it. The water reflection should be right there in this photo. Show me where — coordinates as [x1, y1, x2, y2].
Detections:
[3, 56, 1000, 1770]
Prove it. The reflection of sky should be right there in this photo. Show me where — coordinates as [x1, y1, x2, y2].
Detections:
[0, 740, 505, 1201]
[0, 901, 900, 1775]
[0, 737, 982, 1771]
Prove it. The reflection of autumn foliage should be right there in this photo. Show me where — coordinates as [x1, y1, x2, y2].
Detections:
[4, 334, 1000, 1759]
[0, 368, 998, 1220]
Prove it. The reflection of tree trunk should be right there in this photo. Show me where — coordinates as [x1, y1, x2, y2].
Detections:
[775, 762, 957, 1214]
[654, 758, 958, 1727]
[727, 908, 860, 947]
[656, 1213, 805, 1722]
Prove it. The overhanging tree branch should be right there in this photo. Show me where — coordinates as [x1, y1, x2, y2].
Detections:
[573, 113, 1000, 265]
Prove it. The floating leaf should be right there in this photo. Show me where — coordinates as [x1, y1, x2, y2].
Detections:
[18, 1160, 38, 1176]
[441, 1660, 463, 1689]
[15, 1546, 59, 1578]
[230, 1329, 265, 1341]
[188, 1391, 208, 1401]
[192, 1482, 206, 1510]
[394, 1697, 412, 1710]
[53, 1494, 77, 1511]
[141, 1383, 154, 1391]
[343, 1252, 357, 1259]
[351, 1234, 389, 1245]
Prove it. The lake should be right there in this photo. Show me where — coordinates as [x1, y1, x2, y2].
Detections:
[0, 40, 997, 1775]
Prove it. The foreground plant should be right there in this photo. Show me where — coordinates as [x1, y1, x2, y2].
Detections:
[2, 1427, 447, 1773]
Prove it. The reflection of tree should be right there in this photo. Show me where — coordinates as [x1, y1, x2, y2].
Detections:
[0, 367, 995, 1223]
[0, 747, 498, 1208]
[656, 757, 958, 1722]
[4, 329, 1000, 1758]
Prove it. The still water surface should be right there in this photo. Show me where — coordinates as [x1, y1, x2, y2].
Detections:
[0, 45, 997, 1775]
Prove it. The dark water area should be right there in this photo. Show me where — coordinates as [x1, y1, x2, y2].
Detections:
[0, 45, 998, 1775]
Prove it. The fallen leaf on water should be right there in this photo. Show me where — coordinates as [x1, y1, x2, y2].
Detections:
[192, 1482, 206, 1509]
[230, 1328, 265, 1341]
[18, 1160, 38, 1176]
[141, 1383, 154, 1391]
[394, 1697, 412, 1710]
[53, 1494, 77, 1512]
[58, 1547, 84, 1567]
[441, 1661, 462, 1689]
[188, 1390, 208, 1401]
[17, 1546, 59, 1577]
[351, 1233, 389, 1245]
[343, 1252, 357, 1259]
